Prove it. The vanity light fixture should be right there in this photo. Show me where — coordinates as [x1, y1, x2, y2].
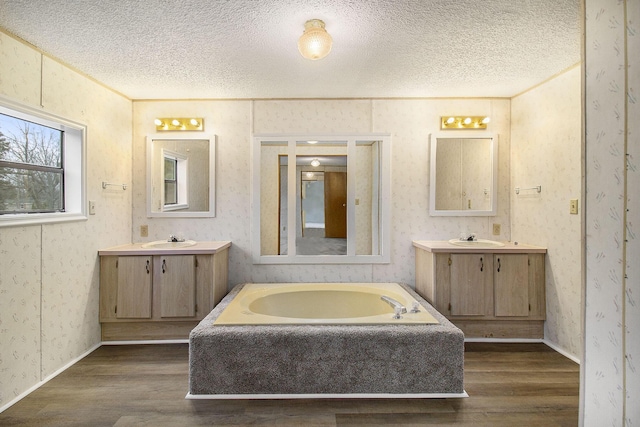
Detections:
[440, 116, 490, 130]
[298, 19, 332, 60]
[305, 171, 315, 178]
[310, 158, 321, 167]
[154, 117, 205, 131]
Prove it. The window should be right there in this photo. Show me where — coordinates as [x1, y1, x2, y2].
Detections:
[164, 157, 178, 205]
[161, 150, 188, 211]
[0, 98, 86, 227]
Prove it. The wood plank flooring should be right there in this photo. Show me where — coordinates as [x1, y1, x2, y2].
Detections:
[0, 342, 579, 426]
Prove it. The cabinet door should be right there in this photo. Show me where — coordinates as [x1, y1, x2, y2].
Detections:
[158, 255, 196, 318]
[450, 254, 492, 316]
[116, 256, 152, 319]
[494, 254, 529, 317]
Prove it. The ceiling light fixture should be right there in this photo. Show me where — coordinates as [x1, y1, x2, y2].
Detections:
[154, 117, 205, 131]
[310, 158, 321, 167]
[440, 116, 490, 130]
[298, 19, 332, 60]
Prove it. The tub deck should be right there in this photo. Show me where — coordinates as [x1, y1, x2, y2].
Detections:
[188, 283, 465, 398]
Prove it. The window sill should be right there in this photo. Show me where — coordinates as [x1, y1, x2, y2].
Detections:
[0, 212, 88, 228]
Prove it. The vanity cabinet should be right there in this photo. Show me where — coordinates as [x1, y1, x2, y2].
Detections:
[414, 241, 546, 338]
[99, 241, 230, 341]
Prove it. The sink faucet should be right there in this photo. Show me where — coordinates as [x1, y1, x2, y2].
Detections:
[168, 235, 185, 243]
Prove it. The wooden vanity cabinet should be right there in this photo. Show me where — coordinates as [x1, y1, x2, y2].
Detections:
[414, 241, 546, 338]
[99, 242, 230, 341]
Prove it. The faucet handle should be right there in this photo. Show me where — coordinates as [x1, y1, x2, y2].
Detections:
[392, 306, 403, 319]
[410, 301, 421, 313]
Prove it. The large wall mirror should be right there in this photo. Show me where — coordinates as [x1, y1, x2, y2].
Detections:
[146, 134, 216, 217]
[429, 132, 498, 216]
[252, 134, 391, 264]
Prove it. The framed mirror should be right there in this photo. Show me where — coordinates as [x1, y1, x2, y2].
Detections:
[146, 134, 216, 217]
[252, 134, 391, 264]
[429, 132, 498, 216]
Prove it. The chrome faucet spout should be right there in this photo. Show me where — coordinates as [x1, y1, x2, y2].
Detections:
[381, 295, 407, 315]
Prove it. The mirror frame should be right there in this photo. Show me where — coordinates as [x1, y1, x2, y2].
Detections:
[429, 132, 498, 216]
[146, 133, 216, 218]
[252, 133, 391, 264]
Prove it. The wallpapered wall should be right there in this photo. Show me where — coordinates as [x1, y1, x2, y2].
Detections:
[584, 0, 639, 425]
[511, 66, 582, 358]
[133, 99, 513, 286]
[134, 95, 578, 360]
[0, 32, 132, 409]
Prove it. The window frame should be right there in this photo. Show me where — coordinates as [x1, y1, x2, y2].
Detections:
[0, 96, 87, 227]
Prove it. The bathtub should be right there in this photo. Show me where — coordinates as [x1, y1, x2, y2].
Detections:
[213, 282, 439, 325]
[189, 282, 466, 399]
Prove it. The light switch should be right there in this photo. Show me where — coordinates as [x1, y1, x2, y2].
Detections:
[570, 199, 579, 215]
[89, 200, 96, 215]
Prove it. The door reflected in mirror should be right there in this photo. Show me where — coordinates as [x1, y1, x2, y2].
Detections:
[278, 155, 348, 256]
[146, 134, 216, 217]
[253, 134, 391, 264]
[429, 132, 498, 216]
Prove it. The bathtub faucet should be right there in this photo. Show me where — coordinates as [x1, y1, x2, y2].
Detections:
[381, 295, 407, 319]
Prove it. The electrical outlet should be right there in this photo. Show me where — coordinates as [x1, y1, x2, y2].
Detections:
[570, 199, 579, 215]
[140, 225, 149, 237]
[492, 223, 501, 235]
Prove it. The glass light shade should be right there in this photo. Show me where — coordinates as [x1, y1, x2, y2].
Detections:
[298, 19, 332, 60]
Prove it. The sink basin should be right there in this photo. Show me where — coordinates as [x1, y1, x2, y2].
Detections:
[448, 239, 505, 247]
[141, 240, 197, 249]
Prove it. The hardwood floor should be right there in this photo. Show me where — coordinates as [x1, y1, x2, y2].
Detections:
[0, 342, 579, 426]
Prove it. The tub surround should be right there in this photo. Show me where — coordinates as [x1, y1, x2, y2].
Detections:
[99, 241, 231, 341]
[413, 240, 546, 339]
[189, 283, 465, 398]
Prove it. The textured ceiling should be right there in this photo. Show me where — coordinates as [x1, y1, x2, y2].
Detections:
[0, 0, 581, 99]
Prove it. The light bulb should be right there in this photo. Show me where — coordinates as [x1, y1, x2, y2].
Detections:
[171, 119, 181, 127]
[190, 118, 199, 126]
[154, 119, 163, 126]
[463, 117, 472, 125]
[310, 159, 320, 167]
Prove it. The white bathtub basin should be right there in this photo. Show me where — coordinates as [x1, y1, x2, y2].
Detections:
[448, 238, 505, 247]
[141, 240, 197, 249]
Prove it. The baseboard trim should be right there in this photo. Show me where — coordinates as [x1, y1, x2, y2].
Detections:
[463, 337, 580, 364]
[101, 339, 189, 345]
[0, 342, 101, 414]
[542, 339, 581, 364]
[464, 337, 544, 343]
[185, 391, 469, 400]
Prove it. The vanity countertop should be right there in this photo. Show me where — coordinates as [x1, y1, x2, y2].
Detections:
[98, 241, 231, 256]
[412, 240, 546, 254]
